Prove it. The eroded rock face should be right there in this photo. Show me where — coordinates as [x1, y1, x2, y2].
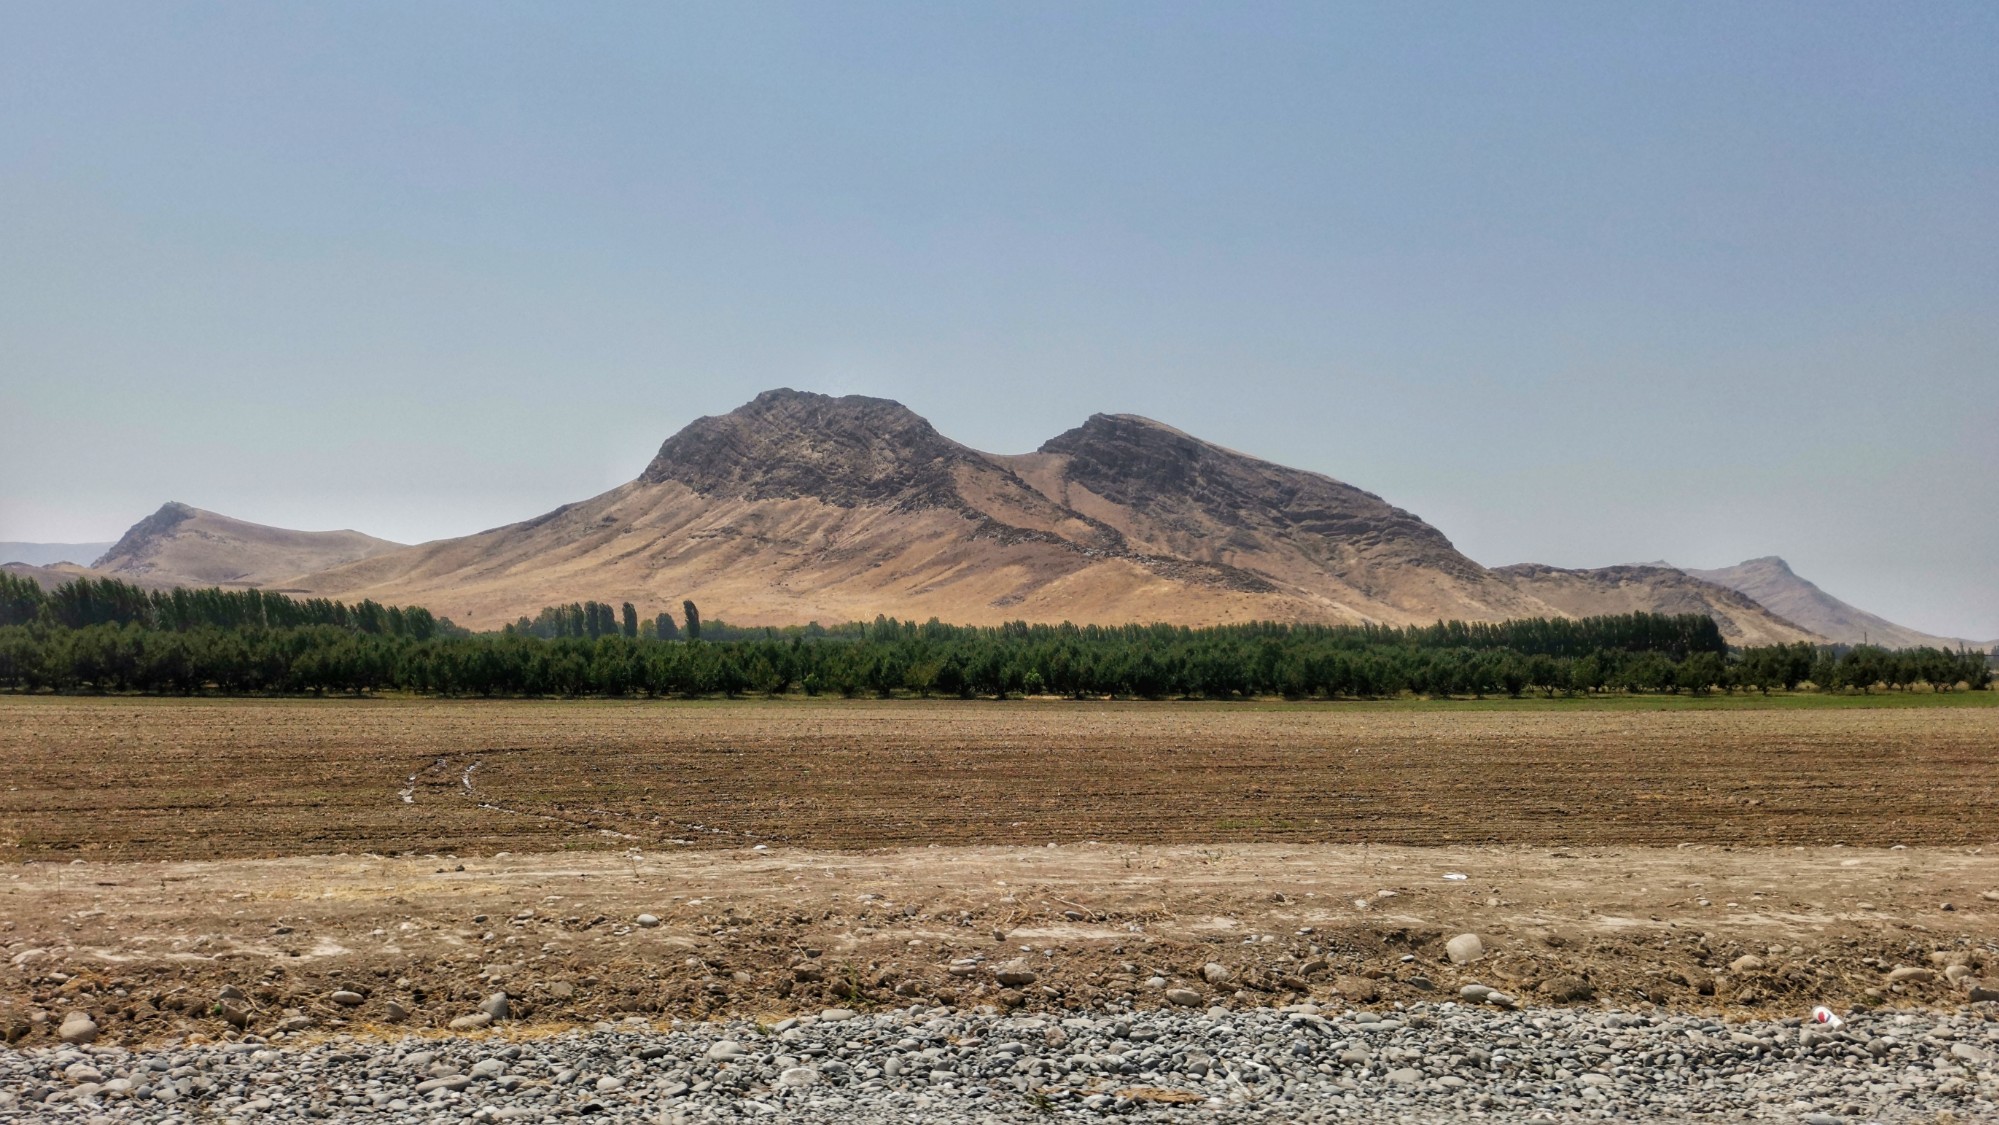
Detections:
[640, 389, 985, 511]
[1037, 412, 1473, 575]
[275, 389, 1819, 639]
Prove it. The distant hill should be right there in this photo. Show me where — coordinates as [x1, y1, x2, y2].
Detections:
[93, 502, 405, 589]
[0, 541, 114, 567]
[1493, 563, 1821, 648]
[286, 389, 1817, 642]
[1, 561, 105, 591]
[1679, 556, 1992, 651]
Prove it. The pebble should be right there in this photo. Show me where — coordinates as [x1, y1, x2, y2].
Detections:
[1164, 987, 1204, 1007]
[481, 992, 511, 1019]
[10, 1000, 1999, 1122]
[636, 914, 661, 928]
[329, 989, 365, 1006]
[1445, 933, 1484, 964]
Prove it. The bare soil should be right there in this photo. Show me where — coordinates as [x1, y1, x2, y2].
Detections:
[5, 697, 1998, 1047]
[4, 697, 1997, 862]
[5, 843, 1998, 1047]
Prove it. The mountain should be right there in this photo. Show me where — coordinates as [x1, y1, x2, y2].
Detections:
[1679, 557, 1990, 650]
[1, 561, 108, 591]
[93, 502, 405, 589]
[0, 541, 114, 567]
[1492, 563, 1820, 648]
[289, 389, 1817, 641]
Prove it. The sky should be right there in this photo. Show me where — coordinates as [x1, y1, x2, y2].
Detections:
[2, 2, 1994, 639]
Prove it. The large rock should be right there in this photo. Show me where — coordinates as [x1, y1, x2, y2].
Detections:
[994, 960, 1040, 987]
[1335, 976, 1381, 1003]
[58, 1012, 97, 1045]
[1446, 934, 1485, 965]
[1164, 988, 1204, 1008]
[1201, 962, 1232, 985]
[480, 992, 510, 1019]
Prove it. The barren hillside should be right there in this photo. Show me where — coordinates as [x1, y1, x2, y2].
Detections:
[291, 390, 1815, 641]
[93, 502, 404, 589]
[1682, 556, 1987, 650]
[1492, 563, 1821, 647]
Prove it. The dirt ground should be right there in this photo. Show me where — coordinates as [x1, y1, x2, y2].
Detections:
[5, 843, 1999, 1046]
[5, 696, 1999, 1046]
[3, 696, 1997, 861]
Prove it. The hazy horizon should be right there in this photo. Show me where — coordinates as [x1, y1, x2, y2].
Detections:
[4, 4, 1994, 639]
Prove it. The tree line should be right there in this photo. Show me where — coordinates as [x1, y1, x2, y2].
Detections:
[0, 574, 1986, 698]
[0, 573, 454, 638]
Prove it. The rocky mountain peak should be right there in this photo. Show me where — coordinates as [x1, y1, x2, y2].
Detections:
[1037, 410, 1464, 564]
[95, 502, 199, 567]
[638, 389, 980, 509]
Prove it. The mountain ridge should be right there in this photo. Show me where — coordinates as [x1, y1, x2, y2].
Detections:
[1678, 556, 1992, 650]
[0, 541, 115, 568]
[279, 390, 1818, 642]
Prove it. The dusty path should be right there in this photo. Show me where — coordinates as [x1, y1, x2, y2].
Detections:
[6, 843, 1998, 1046]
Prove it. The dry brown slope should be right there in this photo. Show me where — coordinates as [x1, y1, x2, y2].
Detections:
[1683, 556, 1989, 650]
[298, 391, 1326, 627]
[292, 390, 1822, 641]
[1010, 412, 1552, 624]
[94, 502, 404, 589]
[1494, 563, 1823, 646]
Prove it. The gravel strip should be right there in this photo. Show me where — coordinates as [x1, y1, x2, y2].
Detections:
[4, 1001, 1996, 1123]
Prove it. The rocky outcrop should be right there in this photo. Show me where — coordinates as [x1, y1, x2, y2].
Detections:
[640, 389, 983, 511]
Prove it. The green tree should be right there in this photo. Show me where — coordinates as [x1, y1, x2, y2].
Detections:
[682, 600, 702, 641]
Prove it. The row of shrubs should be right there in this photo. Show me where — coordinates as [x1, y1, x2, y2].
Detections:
[0, 621, 1985, 698]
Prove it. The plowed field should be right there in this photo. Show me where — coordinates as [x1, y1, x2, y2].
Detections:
[3, 696, 1995, 862]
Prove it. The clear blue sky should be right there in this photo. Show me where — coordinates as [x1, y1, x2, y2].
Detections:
[3, 2, 1994, 638]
